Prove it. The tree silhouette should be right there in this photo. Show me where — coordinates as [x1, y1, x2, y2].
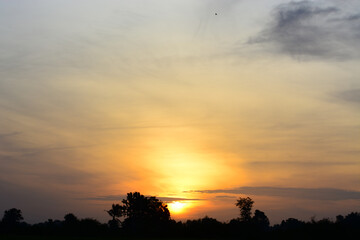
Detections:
[252, 209, 270, 230]
[64, 213, 79, 224]
[235, 197, 254, 222]
[280, 218, 305, 230]
[106, 204, 123, 229]
[122, 192, 170, 221]
[110, 192, 171, 234]
[0, 194, 359, 238]
[1, 208, 23, 226]
[63, 213, 79, 234]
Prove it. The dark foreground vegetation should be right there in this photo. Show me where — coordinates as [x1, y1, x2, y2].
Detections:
[1, 192, 359, 239]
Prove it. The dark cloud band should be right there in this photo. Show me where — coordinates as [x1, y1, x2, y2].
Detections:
[187, 186, 360, 201]
[84, 195, 201, 202]
[249, 1, 360, 60]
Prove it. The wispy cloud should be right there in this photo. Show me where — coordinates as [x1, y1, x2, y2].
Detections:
[249, 0, 360, 60]
[158, 197, 203, 203]
[83, 195, 127, 201]
[246, 160, 358, 168]
[84, 195, 201, 203]
[0, 132, 21, 139]
[94, 124, 197, 131]
[214, 195, 237, 199]
[334, 89, 360, 105]
[187, 186, 360, 201]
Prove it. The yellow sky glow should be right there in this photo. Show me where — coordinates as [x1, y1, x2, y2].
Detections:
[168, 201, 188, 215]
[0, 0, 359, 224]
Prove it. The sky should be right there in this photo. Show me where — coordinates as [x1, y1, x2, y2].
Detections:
[0, 0, 359, 224]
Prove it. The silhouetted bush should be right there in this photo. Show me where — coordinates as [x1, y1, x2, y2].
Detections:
[184, 216, 224, 237]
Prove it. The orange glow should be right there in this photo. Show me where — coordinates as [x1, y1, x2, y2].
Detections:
[168, 201, 189, 215]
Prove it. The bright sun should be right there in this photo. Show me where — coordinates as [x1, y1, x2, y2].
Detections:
[168, 201, 187, 214]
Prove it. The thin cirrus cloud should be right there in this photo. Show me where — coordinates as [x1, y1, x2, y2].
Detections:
[84, 195, 201, 203]
[0, 132, 94, 159]
[246, 160, 358, 168]
[248, 0, 360, 60]
[187, 186, 360, 201]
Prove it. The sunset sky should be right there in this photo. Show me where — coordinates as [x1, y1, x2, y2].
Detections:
[1, 0, 359, 224]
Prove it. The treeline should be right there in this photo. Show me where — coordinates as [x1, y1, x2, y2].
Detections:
[1, 192, 359, 239]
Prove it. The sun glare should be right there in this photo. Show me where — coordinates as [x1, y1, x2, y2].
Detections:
[168, 201, 187, 214]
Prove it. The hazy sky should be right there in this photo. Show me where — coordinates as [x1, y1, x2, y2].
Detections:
[1, 0, 359, 224]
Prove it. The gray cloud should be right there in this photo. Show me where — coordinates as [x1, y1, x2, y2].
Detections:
[335, 88, 360, 104]
[0, 132, 21, 139]
[84, 195, 201, 203]
[0, 136, 94, 159]
[0, 157, 96, 186]
[249, 1, 360, 60]
[214, 195, 237, 199]
[94, 124, 196, 131]
[346, 13, 360, 21]
[246, 160, 358, 168]
[187, 186, 360, 201]
[83, 195, 126, 201]
[158, 197, 202, 203]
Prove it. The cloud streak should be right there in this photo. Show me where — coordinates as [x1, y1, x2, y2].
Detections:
[187, 186, 360, 201]
[249, 1, 360, 60]
[334, 89, 360, 105]
[246, 160, 358, 168]
[84, 195, 201, 203]
[0, 132, 21, 139]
